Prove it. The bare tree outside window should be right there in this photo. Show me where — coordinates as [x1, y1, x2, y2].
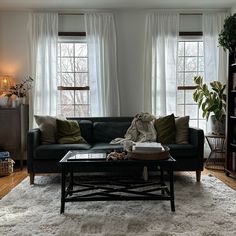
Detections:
[57, 39, 90, 117]
[177, 40, 206, 132]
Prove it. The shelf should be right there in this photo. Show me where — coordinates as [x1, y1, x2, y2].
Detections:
[226, 53, 236, 179]
[230, 143, 236, 148]
[230, 116, 236, 119]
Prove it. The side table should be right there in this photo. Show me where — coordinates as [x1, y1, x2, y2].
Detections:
[205, 133, 226, 170]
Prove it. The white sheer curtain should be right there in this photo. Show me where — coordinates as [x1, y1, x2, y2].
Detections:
[84, 13, 120, 117]
[143, 12, 179, 116]
[28, 13, 58, 127]
[203, 12, 229, 85]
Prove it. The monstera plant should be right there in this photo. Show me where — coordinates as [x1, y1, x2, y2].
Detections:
[193, 76, 226, 134]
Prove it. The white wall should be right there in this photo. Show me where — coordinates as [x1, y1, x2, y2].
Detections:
[115, 11, 146, 116]
[231, 4, 236, 13]
[0, 10, 203, 116]
[59, 14, 85, 32]
[0, 12, 28, 83]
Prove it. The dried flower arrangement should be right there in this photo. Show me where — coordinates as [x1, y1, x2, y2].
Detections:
[8, 76, 33, 98]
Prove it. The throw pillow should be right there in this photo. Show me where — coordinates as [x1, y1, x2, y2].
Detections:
[34, 115, 57, 144]
[56, 119, 87, 144]
[175, 116, 189, 144]
[154, 114, 176, 144]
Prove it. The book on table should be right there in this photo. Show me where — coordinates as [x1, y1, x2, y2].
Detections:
[0, 151, 10, 161]
[133, 142, 164, 152]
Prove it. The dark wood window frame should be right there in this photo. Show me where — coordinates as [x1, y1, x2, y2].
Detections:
[58, 32, 86, 37]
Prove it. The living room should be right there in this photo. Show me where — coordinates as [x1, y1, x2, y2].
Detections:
[0, 0, 236, 235]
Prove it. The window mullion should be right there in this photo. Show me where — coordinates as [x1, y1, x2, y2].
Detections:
[73, 43, 76, 116]
[177, 39, 205, 132]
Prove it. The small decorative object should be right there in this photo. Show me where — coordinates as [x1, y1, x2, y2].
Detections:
[0, 158, 15, 176]
[106, 152, 127, 161]
[193, 76, 226, 134]
[218, 13, 236, 54]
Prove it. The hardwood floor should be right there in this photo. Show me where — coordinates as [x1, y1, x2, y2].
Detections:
[0, 163, 236, 200]
[203, 168, 236, 191]
[0, 165, 28, 199]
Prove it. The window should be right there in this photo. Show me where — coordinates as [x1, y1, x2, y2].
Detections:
[57, 37, 90, 117]
[176, 38, 206, 132]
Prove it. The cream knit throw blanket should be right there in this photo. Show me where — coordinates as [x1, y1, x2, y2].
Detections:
[110, 112, 157, 144]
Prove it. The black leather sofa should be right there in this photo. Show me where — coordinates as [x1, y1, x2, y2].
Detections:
[27, 117, 204, 184]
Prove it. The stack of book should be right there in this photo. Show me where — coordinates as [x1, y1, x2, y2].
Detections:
[0, 151, 10, 161]
[133, 142, 164, 152]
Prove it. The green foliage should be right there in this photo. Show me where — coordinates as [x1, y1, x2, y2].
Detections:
[218, 13, 236, 53]
[193, 76, 226, 121]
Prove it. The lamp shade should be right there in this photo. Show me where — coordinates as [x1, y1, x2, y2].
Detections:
[0, 75, 14, 94]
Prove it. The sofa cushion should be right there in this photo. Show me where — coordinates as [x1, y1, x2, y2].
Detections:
[91, 143, 124, 152]
[34, 115, 57, 144]
[167, 144, 198, 159]
[175, 116, 189, 144]
[78, 120, 93, 143]
[56, 119, 87, 144]
[34, 144, 92, 160]
[154, 114, 176, 144]
[93, 122, 131, 143]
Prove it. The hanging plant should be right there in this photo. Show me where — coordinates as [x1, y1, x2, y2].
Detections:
[218, 13, 236, 53]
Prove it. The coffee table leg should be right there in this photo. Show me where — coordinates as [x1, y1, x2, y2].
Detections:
[169, 168, 175, 212]
[68, 171, 74, 196]
[160, 168, 165, 195]
[60, 171, 66, 214]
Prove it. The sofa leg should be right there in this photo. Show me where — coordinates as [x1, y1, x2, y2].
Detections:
[196, 170, 201, 182]
[30, 173, 35, 185]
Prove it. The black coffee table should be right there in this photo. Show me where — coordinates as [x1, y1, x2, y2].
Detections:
[59, 151, 176, 214]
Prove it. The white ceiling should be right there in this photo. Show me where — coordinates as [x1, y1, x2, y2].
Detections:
[0, 0, 235, 10]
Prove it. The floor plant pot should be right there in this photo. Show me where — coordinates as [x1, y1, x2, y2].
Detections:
[210, 115, 225, 135]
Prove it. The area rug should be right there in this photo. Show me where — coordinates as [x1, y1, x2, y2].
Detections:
[0, 174, 236, 236]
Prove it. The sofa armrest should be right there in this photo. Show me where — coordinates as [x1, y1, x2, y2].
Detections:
[27, 128, 41, 172]
[189, 127, 204, 160]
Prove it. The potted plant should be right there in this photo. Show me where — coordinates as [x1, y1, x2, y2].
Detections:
[218, 13, 236, 58]
[193, 76, 226, 134]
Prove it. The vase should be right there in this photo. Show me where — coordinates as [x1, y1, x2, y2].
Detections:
[210, 115, 225, 135]
[18, 97, 27, 105]
[22, 97, 27, 104]
[0, 96, 9, 107]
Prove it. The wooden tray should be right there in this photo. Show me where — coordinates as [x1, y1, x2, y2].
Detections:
[127, 146, 170, 160]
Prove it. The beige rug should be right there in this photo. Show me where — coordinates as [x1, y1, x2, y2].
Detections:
[0, 174, 236, 236]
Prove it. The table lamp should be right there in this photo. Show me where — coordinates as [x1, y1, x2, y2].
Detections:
[0, 75, 14, 95]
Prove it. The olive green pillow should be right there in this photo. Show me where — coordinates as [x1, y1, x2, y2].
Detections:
[56, 119, 87, 144]
[154, 114, 176, 144]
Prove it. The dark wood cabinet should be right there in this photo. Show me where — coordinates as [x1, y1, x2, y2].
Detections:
[226, 53, 236, 177]
[0, 104, 29, 168]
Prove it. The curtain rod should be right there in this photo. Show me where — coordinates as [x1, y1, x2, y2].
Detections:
[59, 13, 203, 16]
[58, 13, 84, 16]
[180, 13, 202, 16]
